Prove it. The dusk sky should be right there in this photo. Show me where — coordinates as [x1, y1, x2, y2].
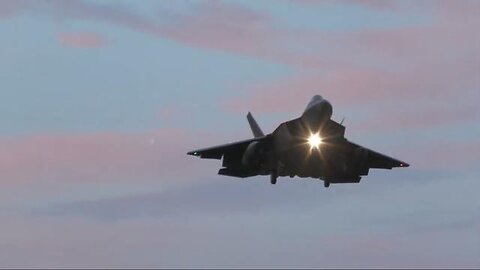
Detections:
[0, 0, 479, 268]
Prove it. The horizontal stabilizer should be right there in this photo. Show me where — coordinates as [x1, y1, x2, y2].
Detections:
[218, 168, 257, 178]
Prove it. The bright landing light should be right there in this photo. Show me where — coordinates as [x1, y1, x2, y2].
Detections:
[308, 133, 322, 149]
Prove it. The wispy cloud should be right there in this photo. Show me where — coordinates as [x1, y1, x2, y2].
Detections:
[39, 179, 350, 220]
[292, 0, 402, 10]
[25, 171, 479, 267]
[0, 0, 328, 68]
[1, 1, 479, 267]
[0, 0, 28, 18]
[0, 129, 208, 189]
[221, 0, 480, 137]
[58, 32, 107, 48]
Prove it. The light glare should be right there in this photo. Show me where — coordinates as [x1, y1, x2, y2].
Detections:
[308, 133, 322, 149]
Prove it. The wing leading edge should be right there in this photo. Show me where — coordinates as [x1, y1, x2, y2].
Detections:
[187, 136, 268, 160]
[348, 141, 409, 169]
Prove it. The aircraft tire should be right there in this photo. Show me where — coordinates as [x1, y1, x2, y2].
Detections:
[270, 172, 278, 185]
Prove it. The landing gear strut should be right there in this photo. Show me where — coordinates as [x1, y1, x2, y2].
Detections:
[270, 171, 278, 185]
[324, 181, 330, 188]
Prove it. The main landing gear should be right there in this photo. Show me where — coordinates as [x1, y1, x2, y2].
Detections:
[270, 171, 278, 185]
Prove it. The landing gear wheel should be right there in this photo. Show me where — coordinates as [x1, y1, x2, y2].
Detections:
[324, 181, 330, 188]
[270, 172, 278, 185]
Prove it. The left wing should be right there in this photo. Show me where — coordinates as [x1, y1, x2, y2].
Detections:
[348, 141, 409, 169]
[187, 136, 268, 160]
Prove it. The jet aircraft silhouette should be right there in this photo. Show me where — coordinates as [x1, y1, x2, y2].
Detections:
[188, 95, 409, 187]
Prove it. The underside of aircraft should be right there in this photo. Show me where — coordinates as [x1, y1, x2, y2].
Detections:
[188, 95, 409, 187]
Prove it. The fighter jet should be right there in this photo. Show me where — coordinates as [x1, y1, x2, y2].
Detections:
[188, 95, 409, 187]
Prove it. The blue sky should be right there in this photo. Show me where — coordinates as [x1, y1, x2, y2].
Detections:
[0, 0, 479, 267]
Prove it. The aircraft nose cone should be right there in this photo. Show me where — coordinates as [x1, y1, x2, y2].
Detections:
[305, 95, 325, 112]
[311, 95, 323, 102]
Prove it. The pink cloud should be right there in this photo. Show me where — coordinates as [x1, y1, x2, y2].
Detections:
[1, 0, 328, 68]
[0, 129, 216, 190]
[58, 32, 107, 48]
[223, 57, 478, 113]
[13, 1, 473, 134]
[1, 0, 478, 181]
[221, 66, 479, 137]
[221, 1, 480, 135]
[349, 105, 479, 133]
[156, 106, 186, 122]
[156, 1, 336, 69]
[394, 138, 480, 170]
[0, 0, 28, 18]
[292, 0, 402, 10]
[222, 68, 396, 114]
[2, 1, 478, 72]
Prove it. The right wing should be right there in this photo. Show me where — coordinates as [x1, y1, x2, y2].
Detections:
[187, 136, 268, 160]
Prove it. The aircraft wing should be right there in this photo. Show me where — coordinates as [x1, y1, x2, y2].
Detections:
[187, 136, 269, 160]
[348, 141, 409, 169]
[324, 119, 345, 137]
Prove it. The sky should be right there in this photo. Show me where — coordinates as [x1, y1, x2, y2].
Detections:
[0, 0, 479, 268]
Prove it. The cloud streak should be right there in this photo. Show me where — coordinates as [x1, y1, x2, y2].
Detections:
[1, 1, 479, 267]
[24, 171, 479, 268]
[0, 0, 329, 68]
[0, 129, 209, 190]
[58, 32, 107, 48]
[220, 0, 480, 138]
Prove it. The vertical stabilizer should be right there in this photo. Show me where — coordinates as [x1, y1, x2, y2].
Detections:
[247, 112, 264, 138]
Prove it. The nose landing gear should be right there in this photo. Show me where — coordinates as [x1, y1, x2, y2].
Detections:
[324, 181, 330, 188]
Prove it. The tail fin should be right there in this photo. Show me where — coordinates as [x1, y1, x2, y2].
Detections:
[247, 112, 264, 138]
